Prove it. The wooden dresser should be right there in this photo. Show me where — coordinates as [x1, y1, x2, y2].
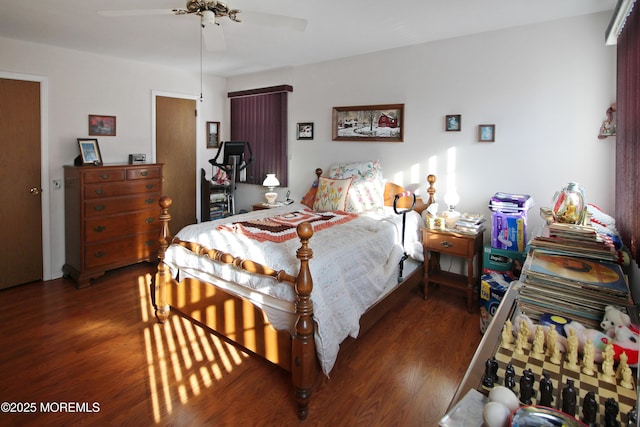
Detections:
[63, 163, 163, 288]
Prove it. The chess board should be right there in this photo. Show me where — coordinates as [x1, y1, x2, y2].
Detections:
[480, 342, 637, 426]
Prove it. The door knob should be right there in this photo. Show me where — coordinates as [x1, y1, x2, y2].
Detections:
[29, 187, 42, 195]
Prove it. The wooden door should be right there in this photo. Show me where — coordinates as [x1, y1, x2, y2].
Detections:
[156, 96, 197, 233]
[0, 78, 42, 288]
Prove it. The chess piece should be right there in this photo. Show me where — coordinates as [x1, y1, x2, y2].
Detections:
[561, 378, 577, 417]
[550, 339, 561, 364]
[501, 319, 514, 348]
[546, 327, 558, 358]
[538, 371, 553, 407]
[504, 362, 516, 390]
[582, 391, 598, 426]
[582, 338, 595, 375]
[532, 326, 545, 357]
[482, 358, 496, 388]
[621, 364, 634, 389]
[519, 319, 530, 349]
[604, 398, 620, 427]
[519, 368, 534, 405]
[616, 351, 629, 379]
[566, 328, 579, 370]
[515, 330, 525, 355]
[627, 405, 637, 427]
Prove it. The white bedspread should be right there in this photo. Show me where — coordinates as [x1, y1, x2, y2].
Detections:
[163, 202, 423, 375]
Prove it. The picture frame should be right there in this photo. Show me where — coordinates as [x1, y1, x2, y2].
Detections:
[446, 115, 461, 131]
[297, 122, 314, 140]
[332, 104, 404, 142]
[88, 115, 116, 136]
[206, 121, 220, 148]
[77, 138, 103, 165]
[478, 124, 496, 142]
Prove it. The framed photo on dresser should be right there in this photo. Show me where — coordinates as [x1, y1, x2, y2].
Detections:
[77, 138, 103, 165]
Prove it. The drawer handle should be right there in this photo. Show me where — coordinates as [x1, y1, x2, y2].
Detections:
[93, 205, 105, 211]
[100, 174, 110, 180]
[440, 241, 453, 248]
[145, 198, 154, 204]
[94, 189, 104, 195]
[140, 171, 148, 177]
[93, 225, 106, 233]
[145, 217, 155, 224]
[94, 251, 106, 258]
[146, 184, 154, 190]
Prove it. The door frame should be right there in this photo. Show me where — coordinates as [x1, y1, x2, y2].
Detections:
[151, 90, 202, 221]
[0, 71, 52, 280]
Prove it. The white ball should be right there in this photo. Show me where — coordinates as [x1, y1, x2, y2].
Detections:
[483, 401, 511, 427]
[489, 386, 520, 412]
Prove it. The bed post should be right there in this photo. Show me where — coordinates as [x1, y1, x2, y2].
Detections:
[154, 196, 172, 323]
[426, 174, 437, 205]
[292, 221, 316, 420]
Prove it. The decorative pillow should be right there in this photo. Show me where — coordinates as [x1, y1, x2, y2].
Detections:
[312, 177, 352, 212]
[328, 160, 385, 213]
[300, 179, 319, 208]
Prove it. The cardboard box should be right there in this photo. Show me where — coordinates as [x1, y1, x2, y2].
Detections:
[483, 245, 526, 278]
[480, 273, 515, 333]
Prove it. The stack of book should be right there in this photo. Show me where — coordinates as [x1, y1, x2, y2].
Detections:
[528, 222, 619, 263]
[519, 246, 631, 329]
[454, 213, 486, 235]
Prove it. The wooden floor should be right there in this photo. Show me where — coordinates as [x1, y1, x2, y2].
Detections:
[0, 263, 482, 426]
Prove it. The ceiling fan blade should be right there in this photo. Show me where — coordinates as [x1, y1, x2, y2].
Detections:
[98, 9, 176, 17]
[202, 24, 226, 51]
[240, 11, 307, 32]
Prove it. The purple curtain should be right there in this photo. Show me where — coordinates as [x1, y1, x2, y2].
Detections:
[616, 4, 640, 264]
[229, 86, 290, 186]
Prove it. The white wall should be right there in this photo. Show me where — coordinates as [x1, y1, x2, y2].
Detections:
[230, 12, 617, 248]
[0, 36, 227, 280]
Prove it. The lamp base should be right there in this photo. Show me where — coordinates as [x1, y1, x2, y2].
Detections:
[265, 192, 278, 205]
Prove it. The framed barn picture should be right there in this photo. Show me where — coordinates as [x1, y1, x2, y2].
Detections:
[88, 115, 116, 136]
[332, 104, 404, 142]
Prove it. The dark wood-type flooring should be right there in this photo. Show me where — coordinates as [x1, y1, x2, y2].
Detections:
[0, 263, 482, 426]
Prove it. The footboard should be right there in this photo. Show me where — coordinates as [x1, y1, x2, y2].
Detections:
[153, 196, 317, 420]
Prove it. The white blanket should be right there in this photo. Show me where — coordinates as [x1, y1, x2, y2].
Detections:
[163, 203, 423, 375]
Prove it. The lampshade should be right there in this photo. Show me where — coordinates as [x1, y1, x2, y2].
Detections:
[262, 174, 279, 205]
[262, 174, 280, 189]
[443, 190, 460, 209]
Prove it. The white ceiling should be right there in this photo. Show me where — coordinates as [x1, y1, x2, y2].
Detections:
[0, 0, 617, 77]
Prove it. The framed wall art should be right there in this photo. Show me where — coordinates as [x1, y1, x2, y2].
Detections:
[446, 115, 461, 131]
[297, 122, 314, 140]
[77, 138, 103, 165]
[478, 124, 496, 142]
[207, 121, 220, 148]
[88, 114, 116, 136]
[332, 104, 404, 142]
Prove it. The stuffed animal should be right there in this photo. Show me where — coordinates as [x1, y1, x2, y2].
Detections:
[601, 305, 631, 337]
[612, 323, 640, 366]
[563, 321, 611, 363]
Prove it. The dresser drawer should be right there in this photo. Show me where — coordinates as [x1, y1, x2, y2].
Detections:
[84, 209, 160, 242]
[84, 194, 160, 217]
[84, 179, 162, 199]
[83, 169, 126, 184]
[84, 231, 160, 269]
[126, 166, 162, 181]
[424, 232, 469, 257]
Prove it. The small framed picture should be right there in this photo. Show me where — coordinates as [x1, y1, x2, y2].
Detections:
[297, 122, 314, 140]
[88, 115, 116, 136]
[446, 115, 461, 132]
[206, 121, 220, 148]
[77, 138, 103, 165]
[478, 124, 495, 142]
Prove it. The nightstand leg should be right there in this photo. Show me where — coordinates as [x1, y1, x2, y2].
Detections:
[466, 257, 474, 313]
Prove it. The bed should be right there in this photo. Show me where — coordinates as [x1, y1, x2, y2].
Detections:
[152, 160, 437, 419]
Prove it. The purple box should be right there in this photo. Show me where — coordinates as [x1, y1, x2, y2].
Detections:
[489, 192, 533, 212]
[491, 210, 527, 251]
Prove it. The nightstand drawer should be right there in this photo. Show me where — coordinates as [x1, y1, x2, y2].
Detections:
[424, 232, 468, 257]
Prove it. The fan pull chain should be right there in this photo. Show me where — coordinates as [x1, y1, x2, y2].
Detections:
[200, 23, 204, 102]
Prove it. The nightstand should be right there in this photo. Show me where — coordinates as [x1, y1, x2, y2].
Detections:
[422, 228, 484, 313]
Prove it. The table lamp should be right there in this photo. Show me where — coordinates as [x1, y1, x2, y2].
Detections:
[442, 190, 461, 228]
[262, 173, 280, 205]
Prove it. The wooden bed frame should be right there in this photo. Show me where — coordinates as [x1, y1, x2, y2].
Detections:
[152, 171, 436, 420]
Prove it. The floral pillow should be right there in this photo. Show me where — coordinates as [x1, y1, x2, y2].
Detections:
[328, 160, 385, 213]
[312, 177, 352, 212]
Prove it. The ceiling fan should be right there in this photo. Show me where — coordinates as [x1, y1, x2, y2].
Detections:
[98, 0, 307, 51]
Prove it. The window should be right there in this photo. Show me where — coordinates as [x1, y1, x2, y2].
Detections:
[228, 85, 292, 186]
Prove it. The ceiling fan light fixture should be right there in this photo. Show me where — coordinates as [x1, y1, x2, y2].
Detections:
[201, 10, 216, 25]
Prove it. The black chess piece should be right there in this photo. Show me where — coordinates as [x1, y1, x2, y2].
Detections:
[519, 368, 534, 405]
[482, 358, 495, 388]
[489, 357, 499, 383]
[538, 371, 553, 407]
[582, 391, 598, 426]
[627, 405, 637, 427]
[504, 362, 516, 390]
[604, 398, 620, 427]
[561, 378, 577, 417]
